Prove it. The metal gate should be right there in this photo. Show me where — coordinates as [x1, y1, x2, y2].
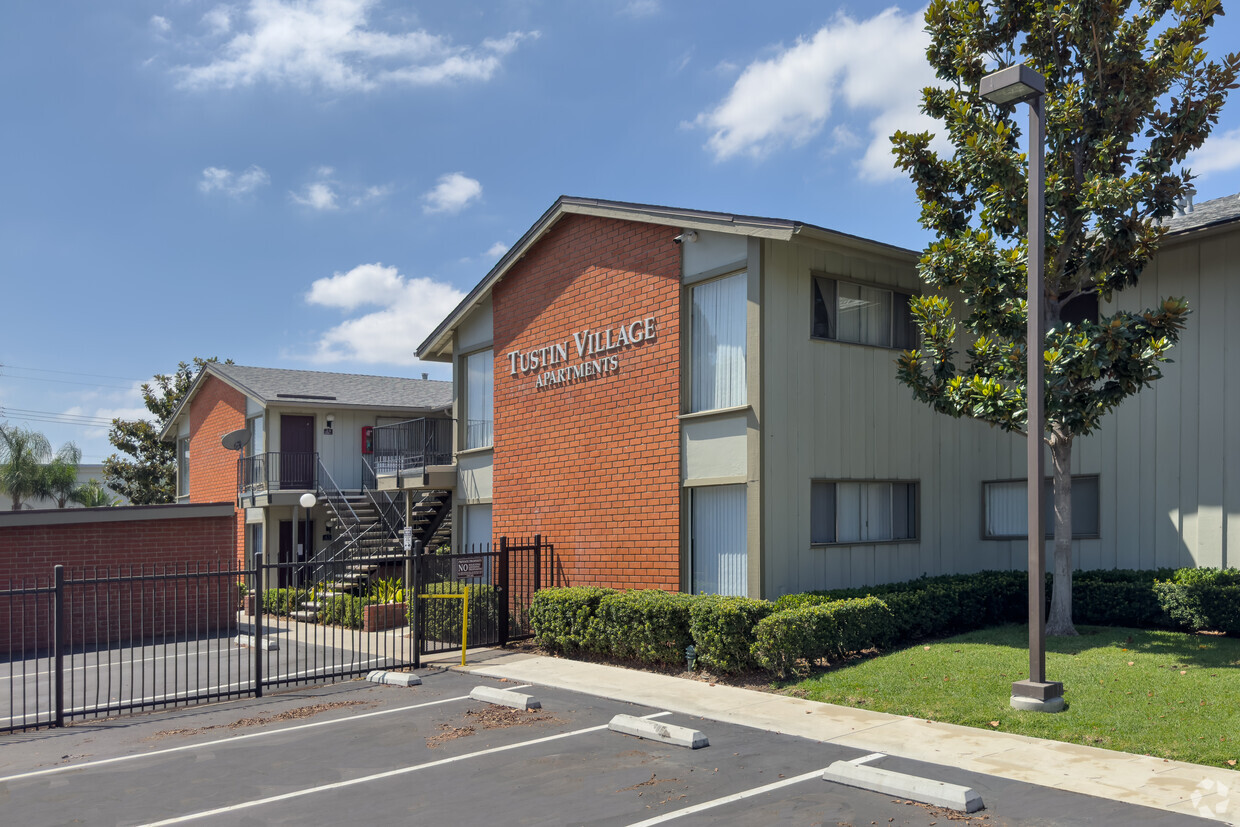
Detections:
[412, 535, 552, 666]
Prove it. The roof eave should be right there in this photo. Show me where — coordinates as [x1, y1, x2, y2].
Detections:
[416, 196, 806, 361]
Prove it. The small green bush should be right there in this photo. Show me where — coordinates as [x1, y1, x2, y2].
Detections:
[262, 588, 307, 616]
[1154, 568, 1240, 634]
[593, 590, 695, 666]
[529, 587, 616, 653]
[416, 581, 499, 644]
[752, 596, 896, 677]
[689, 596, 772, 674]
[317, 594, 366, 629]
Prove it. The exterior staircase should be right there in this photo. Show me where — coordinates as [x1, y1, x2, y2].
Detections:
[293, 459, 452, 622]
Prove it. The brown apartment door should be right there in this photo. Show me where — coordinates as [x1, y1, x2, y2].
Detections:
[277, 520, 314, 588]
[280, 414, 315, 489]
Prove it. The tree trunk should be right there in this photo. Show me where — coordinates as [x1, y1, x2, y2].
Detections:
[1045, 426, 1078, 636]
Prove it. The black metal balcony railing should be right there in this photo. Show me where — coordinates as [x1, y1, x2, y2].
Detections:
[239, 451, 318, 494]
[369, 418, 453, 478]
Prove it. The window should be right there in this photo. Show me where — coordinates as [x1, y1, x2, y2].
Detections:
[248, 416, 264, 455]
[246, 524, 263, 569]
[1057, 292, 1099, 327]
[177, 437, 190, 498]
[811, 481, 918, 544]
[464, 349, 493, 449]
[690, 272, 747, 412]
[812, 276, 917, 349]
[690, 485, 747, 595]
[462, 503, 493, 551]
[984, 475, 1100, 539]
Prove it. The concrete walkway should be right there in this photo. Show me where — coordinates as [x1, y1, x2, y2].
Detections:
[419, 647, 1236, 825]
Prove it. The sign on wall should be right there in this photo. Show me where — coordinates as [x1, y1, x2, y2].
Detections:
[505, 316, 657, 390]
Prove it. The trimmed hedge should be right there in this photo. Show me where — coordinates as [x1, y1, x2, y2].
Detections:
[593, 590, 694, 666]
[529, 587, 616, 653]
[752, 596, 896, 677]
[526, 567, 1220, 678]
[317, 594, 366, 629]
[1154, 568, 1240, 634]
[688, 596, 773, 674]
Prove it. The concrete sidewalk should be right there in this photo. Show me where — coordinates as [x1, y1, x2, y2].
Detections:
[422, 647, 1236, 824]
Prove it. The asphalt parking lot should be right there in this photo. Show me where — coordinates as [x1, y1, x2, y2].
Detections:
[0, 669, 1218, 826]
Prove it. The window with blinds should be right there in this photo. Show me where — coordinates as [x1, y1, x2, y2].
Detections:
[811, 480, 918, 544]
[812, 275, 917, 349]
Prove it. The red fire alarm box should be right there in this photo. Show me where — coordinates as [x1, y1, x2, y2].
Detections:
[361, 426, 373, 454]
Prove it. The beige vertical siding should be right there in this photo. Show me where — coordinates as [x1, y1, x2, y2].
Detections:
[760, 236, 1029, 598]
[1099, 225, 1239, 570]
[759, 221, 1240, 597]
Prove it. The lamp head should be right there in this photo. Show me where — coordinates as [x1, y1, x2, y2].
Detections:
[980, 64, 1045, 105]
[299, 492, 317, 509]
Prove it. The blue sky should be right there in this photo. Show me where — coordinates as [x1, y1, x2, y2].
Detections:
[3, 0, 1240, 464]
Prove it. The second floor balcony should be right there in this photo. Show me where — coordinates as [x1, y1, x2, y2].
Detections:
[368, 417, 454, 490]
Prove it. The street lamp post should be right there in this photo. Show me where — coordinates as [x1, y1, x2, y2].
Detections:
[299, 492, 317, 588]
[980, 64, 1065, 713]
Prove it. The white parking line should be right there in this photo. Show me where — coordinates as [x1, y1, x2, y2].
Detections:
[134, 712, 673, 826]
[0, 694, 474, 785]
[625, 767, 830, 826]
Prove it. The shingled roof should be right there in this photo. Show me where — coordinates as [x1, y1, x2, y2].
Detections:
[1164, 192, 1240, 235]
[208, 364, 452, 409]
[159, 364, 451, 441]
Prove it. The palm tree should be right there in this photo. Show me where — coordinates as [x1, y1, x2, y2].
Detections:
[72, 478, 118, 508]
[44, 442, 82, 508]
[0, 425, 53, 510]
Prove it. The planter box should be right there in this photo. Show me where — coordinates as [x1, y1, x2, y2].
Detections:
[364, 602, 407, 632]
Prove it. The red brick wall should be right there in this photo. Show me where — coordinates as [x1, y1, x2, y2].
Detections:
[0, 510, 238, 655]
[491, 214, 682, 590]
[187, 374, 246, 563]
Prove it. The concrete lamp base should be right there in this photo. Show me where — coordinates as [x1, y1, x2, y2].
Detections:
[1010, 694, 1066, 713]
[1010, 679, 1065, 713]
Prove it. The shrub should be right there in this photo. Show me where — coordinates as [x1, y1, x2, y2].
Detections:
[262, 588, 307, 616]
[1071, 569, 1174, 628]
[689, 596, 772, 674]
[416, 581, 499, 644]
[593, 590, 695, 666]
[1154, 568, 1240, 634]
[752, 597, 896, 677]
[317, 594, 366, 629]
[529, 587, 616, 653]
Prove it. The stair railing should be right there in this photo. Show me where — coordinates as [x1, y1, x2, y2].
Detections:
[360, 454, 405, 543]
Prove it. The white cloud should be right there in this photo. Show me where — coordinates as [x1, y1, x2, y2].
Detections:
[485, 241, 509, 258]
[151, 15, 172, 33]
[692, 7, 939, 181]
[1188, 127, 1240, 176]
[291, 181, 339, 210]
[290, 168, 390, 211]
[305, 263, 465, 365]
[199, 164, 270, 197]
[202, 5, 233, 36]
[175, 0, 538, 92]
[620, 0, 660, 18]
[422, 172, 482, 214]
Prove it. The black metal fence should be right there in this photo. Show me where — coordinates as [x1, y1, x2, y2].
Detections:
[1, 537, 554, 733]
[411, 535, 554, 666]
[369, 418, 453, 480]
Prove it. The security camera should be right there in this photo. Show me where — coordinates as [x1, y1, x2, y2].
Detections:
[673, 230, 698, 244]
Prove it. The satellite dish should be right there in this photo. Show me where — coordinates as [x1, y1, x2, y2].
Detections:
[221, 428, 250, 451]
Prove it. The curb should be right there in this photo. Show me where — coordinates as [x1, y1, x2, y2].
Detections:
[609, 714, 708, 749]
[469, 686, 541, 710]
[366, 670, 421, 687]
[823, 753, 983, 813]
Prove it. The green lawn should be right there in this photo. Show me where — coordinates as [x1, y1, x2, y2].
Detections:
[786, 624, 1240, 770]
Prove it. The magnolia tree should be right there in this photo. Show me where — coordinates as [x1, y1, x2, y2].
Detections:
[892, 0, 1238, 635]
